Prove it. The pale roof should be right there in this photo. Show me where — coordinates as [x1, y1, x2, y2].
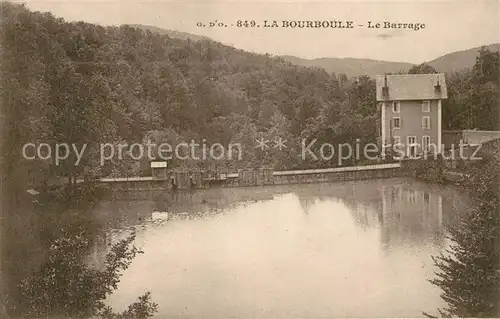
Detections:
[376, 73, 447, 101]
[150, 161, 167, 168]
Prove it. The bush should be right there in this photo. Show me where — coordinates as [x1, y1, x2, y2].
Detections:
[16, 229, 157, 318]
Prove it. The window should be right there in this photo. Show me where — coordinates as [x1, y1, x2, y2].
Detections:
[422, 101, 430, 112]
[422, 116, 431, 129]
[422, 136, 430, 152]
[393, 117, 401, 129]
[392, 101, 400, 113]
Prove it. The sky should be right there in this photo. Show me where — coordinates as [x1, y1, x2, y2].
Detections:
[16, 0, 500, 63]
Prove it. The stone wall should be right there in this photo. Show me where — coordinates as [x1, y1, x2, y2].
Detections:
[400, 158, 451, 184]
[273, 167, 404, 185]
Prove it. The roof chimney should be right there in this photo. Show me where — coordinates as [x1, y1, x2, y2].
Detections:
[434, 75, 441, 92]
[382, 74, 389, 97]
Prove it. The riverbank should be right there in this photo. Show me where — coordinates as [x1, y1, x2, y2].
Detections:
[393, 156, 476, 189]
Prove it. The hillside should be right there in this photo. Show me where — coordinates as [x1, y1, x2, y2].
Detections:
[3, 2, 381, 181]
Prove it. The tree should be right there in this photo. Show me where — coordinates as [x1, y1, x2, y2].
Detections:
[469, 47, 500, 130]
[472, 47, 499, 85]
[442, 47, 499, 131]
[442, 70, 473, 130]
[427, 152, 500, 317]
[408, 63, 437, 74]
[17, 229, 158, 318]
[347, 75, 377, 117]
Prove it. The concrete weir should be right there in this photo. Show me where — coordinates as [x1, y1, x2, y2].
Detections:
[99, 163, 404, 195]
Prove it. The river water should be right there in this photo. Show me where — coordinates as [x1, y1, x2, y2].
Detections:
[80, 178, 469, 318]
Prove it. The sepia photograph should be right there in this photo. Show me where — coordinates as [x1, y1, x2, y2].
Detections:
[1, 0, 499, 318]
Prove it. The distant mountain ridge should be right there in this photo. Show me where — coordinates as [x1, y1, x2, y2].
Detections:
[128, 24, 499, 78]
[281, 55, 413, 78]
[282, 43, 500, 77]
[427, 43, 500, 75]
[126, 24, 210, 42]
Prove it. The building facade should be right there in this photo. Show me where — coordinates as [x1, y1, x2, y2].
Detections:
[376, 73, 448, 157]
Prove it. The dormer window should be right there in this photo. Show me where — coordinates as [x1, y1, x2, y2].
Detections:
[422, 101, 430, 112]
[392, 101, 400, 113]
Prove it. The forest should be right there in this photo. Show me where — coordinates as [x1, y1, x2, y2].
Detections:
[1, 2, 499, 191]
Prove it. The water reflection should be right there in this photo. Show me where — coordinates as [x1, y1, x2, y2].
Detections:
[379, 184, 444, 249]
[2, 178, 469, 317]
[98, 178, 467, 318]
